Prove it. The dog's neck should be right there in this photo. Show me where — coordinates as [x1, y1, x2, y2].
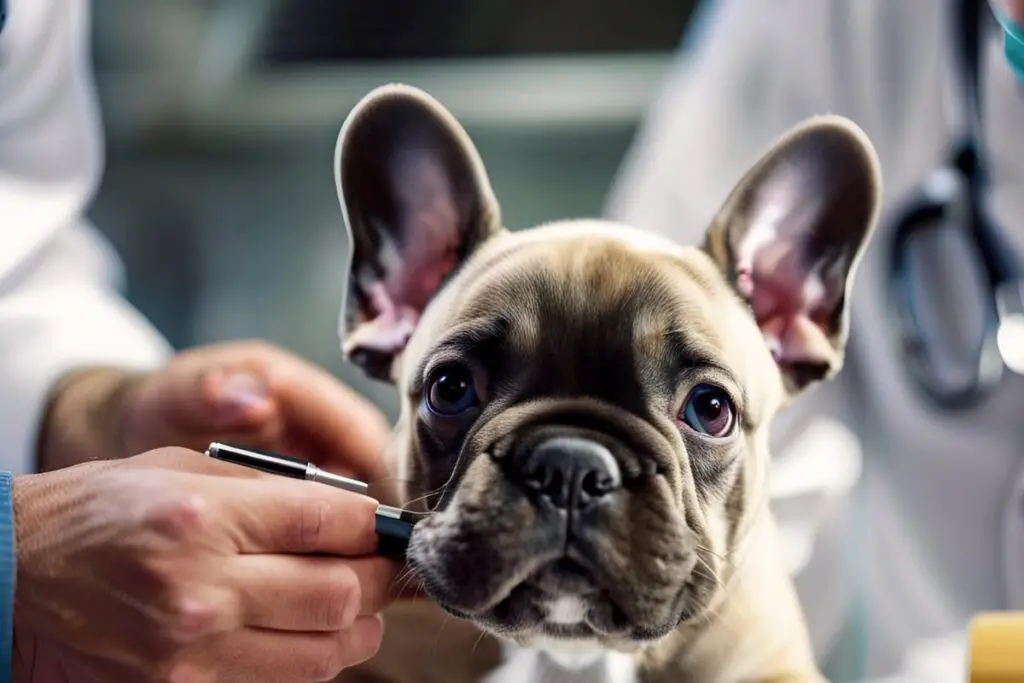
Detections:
[483, 641, 638, 683]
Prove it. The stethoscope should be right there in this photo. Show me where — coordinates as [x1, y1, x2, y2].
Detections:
[887, 0, 1024, 412]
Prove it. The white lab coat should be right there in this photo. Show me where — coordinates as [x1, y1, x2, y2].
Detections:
[607, 1, 1024, 681]
[0, 0, 171, 475]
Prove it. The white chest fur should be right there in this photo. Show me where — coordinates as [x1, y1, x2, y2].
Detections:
[482, 641, 638, 683]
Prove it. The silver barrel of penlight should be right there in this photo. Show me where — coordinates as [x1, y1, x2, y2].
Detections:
[205, 442, 415, 560]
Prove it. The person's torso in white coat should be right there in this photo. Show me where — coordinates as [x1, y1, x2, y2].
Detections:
[0, 0, 169, 475]
[607, 1, 1024, 681]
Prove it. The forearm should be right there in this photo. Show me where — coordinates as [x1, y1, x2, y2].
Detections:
[35, 368, 149, 472]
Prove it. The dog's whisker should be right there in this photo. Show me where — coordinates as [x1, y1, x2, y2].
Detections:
[686, 566, 734, 637]
[367, 476, 426, 491]
[694, 553, 727, 595]
[393, 567, 423, 598]
[695, 545, 750, 601]
[422, 614, 453, 670]
[401, 483, 452, 511]
[434, 613, 453, 646]
[389, 566, 416, 595]
[469, 628, 488, 657]
[694, 544, 739, 571]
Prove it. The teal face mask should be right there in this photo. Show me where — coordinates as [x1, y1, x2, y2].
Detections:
[992, 6, 1024, 82]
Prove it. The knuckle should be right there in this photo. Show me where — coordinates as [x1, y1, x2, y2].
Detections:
[307, 644, 348, 682]
[314, 566, 360, 630]
[166, 593, 225, 641]
[141, 493, 208, 543]
[288, 498, 329, 551]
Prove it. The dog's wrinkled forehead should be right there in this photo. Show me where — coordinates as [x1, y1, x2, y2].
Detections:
[403, 223, 775, 418]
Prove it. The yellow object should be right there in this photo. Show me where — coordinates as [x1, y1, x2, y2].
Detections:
[969, 613, 1024, 682]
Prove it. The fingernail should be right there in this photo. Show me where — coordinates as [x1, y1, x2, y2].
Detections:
[218, 371, 269, 410]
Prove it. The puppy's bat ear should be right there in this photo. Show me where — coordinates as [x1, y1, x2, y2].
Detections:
[335, 84, 502, 383]
[704, 116, 882, 394]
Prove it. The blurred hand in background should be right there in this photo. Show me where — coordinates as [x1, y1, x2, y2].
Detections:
[38, 341, 395, 489]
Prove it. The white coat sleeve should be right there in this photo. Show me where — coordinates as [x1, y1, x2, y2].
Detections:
[0, 0, 172, 476]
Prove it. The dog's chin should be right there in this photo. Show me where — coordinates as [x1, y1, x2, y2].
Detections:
[411, 553, 694, 649]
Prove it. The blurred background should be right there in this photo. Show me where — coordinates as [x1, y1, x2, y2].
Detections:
[87, 0, 700, 421]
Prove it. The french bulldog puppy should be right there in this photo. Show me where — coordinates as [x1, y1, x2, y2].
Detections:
[332, 84, 880, 683]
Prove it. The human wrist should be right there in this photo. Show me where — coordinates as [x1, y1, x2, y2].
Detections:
[10, 472, 41, 626]
[12, 469, 74, 646]
[35, 367, 149, 472]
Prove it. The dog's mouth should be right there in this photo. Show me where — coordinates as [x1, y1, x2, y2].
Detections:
[483, 556, 635, 640]
[410, 530, 710, 645]
[529, 558, 599, 597]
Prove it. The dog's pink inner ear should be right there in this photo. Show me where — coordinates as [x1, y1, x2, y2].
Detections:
[337, 88, 502, 383]
[705, 119, 879, 392]
[390, 149, 464, 309]
[343, 150, 466, 357]
[732, 220, 847, 373]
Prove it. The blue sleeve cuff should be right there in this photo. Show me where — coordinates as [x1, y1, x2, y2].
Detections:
[0, 472, 14, 677]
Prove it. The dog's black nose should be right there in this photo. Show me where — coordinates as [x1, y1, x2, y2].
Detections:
[519, 436, 622, 509]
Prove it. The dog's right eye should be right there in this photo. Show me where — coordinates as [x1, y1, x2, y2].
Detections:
[678, 383, 736, 438]
[426, 363, 479, 416]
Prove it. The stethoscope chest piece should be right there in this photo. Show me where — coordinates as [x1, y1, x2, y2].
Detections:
[885, 1, 1024, 411]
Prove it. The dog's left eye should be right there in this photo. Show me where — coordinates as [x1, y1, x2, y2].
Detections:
[426, 363, 479, 415]
[679, 384, 735, 437]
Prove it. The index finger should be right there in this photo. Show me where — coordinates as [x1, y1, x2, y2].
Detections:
[207, 475, 382, 555]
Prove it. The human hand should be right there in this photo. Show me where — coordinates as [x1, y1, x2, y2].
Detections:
[11, 446, 401, 683]
[40, 341, 394, 492]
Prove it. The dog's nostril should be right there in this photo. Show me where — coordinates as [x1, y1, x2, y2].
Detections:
[524, 462, 560, 492]
[582, 470, 614, 495]
[518, 436, 622, 510]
